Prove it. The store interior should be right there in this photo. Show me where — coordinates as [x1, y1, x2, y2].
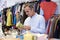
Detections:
[0, 0, 60, 40]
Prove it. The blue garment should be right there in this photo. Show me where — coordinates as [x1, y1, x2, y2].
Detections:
[0, 12, 2, 17]
[13, 16, 16, 25]
[16, 35, 24, 40]
[40, 8, 44, 16]
[24, 13, 45, 34]
[12, 6, 16, 25]
[12, 4, 20, 25]
[40, 8, 48, 28]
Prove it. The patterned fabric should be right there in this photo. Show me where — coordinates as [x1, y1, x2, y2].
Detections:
[46, 16, 57, 34]
[46, 19, 51, 34]
[48, 16, 57, 38]
[54, 20, 60, 38]
[48, 15, 60, 38]
[40, 1, 57, 21]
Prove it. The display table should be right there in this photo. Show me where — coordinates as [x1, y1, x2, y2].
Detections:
[0, 38, 20, 40]
[0, 38, 59, 40]
[0, 34, 59, 40]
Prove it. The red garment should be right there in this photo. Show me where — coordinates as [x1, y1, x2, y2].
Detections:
[40, 1, 57, 21]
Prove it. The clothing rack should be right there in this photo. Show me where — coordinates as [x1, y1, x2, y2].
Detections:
[2, 1, 39, 9]
[2, 0, 40, 25]
[19, 1, 39, 5]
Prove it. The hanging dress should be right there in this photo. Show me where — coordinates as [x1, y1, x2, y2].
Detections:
[6, 9, 12, 26]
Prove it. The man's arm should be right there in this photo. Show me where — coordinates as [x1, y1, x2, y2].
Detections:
[30, 16, 46, 34]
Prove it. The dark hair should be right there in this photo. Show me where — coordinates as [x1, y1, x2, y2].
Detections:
[46, 0, 50, 2]
[0, 15, 1, 17]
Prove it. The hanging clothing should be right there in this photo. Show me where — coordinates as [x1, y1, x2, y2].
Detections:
[6, 9, 12, 26]
[46, 16, 57, 34]
[48, 15, 60, 38]
[16, 4, 21, 23]
[46, 19, 51, 34]
[48, 16, 57, 38]
[12, 4, 21, 25]
[35, 2, 40, 14]
[0, 11, 2, 22]
[11, 6, 17, 25]
[20, 4, 27, 24]
[54, 19, 60, 38]
[40, 1, 57, 21]
[3, 8, 8, 22]
[40, 8, 44, 16]
[16, 12, 20, 23]
[0, 11, 2, 17]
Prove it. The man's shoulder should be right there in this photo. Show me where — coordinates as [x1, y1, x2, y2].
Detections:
[26, 17, 30, 19]
[25, 17, 30, 21]
[37, 15, 44, 18]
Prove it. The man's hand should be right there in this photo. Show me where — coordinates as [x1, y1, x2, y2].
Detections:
[18, 27, 23, 31]
[23, 25, 31, 30]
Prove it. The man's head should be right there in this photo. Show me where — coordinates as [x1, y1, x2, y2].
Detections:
[24, 3, 35, 17]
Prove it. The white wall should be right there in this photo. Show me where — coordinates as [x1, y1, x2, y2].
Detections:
[51, 0, 60, 14]
[51, 0, 60, 5]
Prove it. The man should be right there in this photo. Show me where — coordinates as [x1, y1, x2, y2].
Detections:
[23, 3, 45, 34]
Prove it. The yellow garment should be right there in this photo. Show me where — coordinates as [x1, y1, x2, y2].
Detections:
[24, 31, 34, 40]
[6, 9, 12, 26]
[16, 21, 23, 28]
